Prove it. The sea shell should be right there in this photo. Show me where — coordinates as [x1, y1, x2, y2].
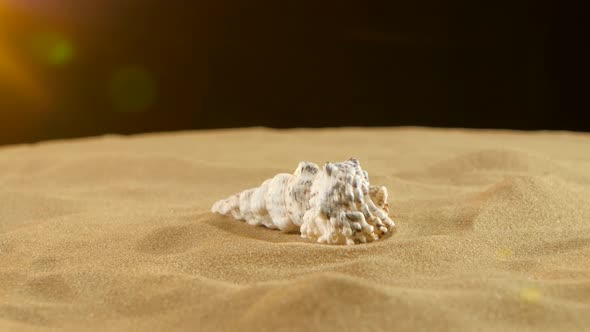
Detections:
[211, 158, 394, 245]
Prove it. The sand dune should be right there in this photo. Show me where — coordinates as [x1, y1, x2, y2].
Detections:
[1, 127, 589, 331]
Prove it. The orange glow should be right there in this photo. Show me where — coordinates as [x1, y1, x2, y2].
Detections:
[0, 4, 49, 105]
[0, 39, 47, 103]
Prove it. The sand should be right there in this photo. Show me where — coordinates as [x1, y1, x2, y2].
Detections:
[1, 127, 589, 331]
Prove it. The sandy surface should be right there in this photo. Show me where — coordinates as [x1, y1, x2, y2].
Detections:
[1, 127, 589, 331]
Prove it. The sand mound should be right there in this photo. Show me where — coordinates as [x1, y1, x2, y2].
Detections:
[1, 127, 589, 331]
[472, 175, 590, 230]
[431, 149, 556, 174]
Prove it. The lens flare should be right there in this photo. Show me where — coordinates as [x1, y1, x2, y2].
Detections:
[109, 66, 157, 113]
[497, 248, 514, 260]
[520, 286, 542, 303]
[30, 32, 74, 66]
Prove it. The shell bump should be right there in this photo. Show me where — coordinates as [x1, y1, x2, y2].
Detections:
[211, 158, 394, 245]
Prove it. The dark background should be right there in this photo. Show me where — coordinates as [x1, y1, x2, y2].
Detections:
[0, 0, 588, 146]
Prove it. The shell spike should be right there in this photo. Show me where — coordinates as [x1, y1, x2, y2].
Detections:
[324, 162, 336, 176]
[348, 157, 359, 165]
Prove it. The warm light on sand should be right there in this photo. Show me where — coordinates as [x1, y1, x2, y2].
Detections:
[520, 286, 542, 303]
[497, 248, 514, 259]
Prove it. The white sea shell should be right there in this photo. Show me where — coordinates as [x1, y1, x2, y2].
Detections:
[211, 158, 394, 245]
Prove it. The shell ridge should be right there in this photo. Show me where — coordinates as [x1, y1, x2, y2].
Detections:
[211, 159, 394, 245]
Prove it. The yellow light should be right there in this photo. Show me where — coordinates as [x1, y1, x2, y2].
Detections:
[497, 248, 514, 260]
[520, 286, 542, 303]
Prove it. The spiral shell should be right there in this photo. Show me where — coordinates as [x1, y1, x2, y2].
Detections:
[211, 158, 394, 245]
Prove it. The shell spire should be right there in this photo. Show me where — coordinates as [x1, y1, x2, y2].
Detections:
[211, 158, 394, 245]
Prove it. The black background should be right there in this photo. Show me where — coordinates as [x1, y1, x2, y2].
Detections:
[1, 0, 588, 146]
